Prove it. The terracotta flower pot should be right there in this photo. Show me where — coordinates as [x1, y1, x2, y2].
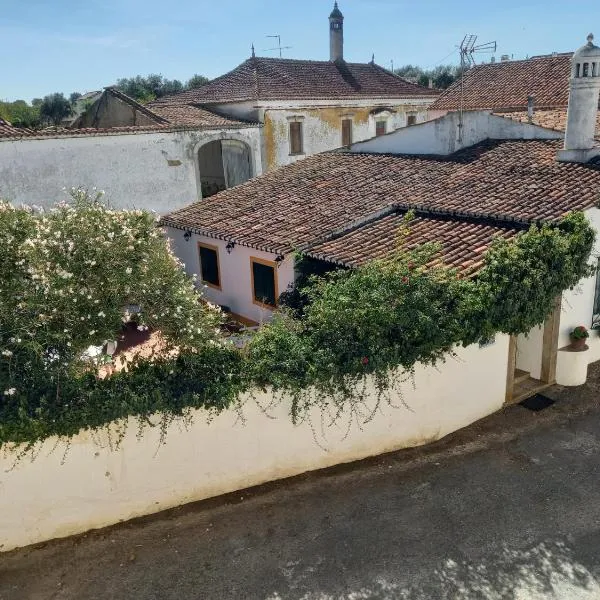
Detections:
[570, 337, 588, 351]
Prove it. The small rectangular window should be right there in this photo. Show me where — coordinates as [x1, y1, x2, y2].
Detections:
[375, 120, 387, 136]
[342, 119, 353, 146]
[407, 114, 417, 126]
[198, 243, 221, 289]
[289, 121, 303, 155]
[251, 258, 278, 308]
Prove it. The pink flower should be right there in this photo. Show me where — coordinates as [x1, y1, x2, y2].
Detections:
[361, 357, 369, 366]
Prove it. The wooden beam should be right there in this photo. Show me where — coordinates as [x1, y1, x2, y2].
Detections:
[541, 296, 562, 384]
[505, 335, 518, 405]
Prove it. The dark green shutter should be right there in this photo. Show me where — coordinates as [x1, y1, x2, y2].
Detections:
[253, 262, 276, 306]
[199, 246, 220, 287]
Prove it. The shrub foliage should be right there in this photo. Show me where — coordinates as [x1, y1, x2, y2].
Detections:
[0, 195, 596, 447]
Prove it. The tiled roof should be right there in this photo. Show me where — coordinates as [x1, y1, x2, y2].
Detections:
[495, 109, 600, 138]
[160, 139, 600, 255]
[430, 54, 572, 111]
[307, 212, 518, 275]
[149, 104, 255, 127]
[150, 57, 439, 105]
[0, 118, 33, 138]
[0, 123, 173, 139]
[0, 106, 255, 141]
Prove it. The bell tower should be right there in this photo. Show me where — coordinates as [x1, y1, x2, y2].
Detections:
[329, 2, 344, 62]
[558, 34, 600, 163]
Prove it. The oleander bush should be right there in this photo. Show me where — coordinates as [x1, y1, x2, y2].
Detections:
[0, 190, 228, 446]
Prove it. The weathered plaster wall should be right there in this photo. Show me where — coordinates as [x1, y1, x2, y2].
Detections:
[166, 228, 295, 324]
[0, 127, 262, 214]
[0, 335, 509, 552]
[76, 93, 158, 128]
[559, 207, 600, 364]
[349, 111, 564, 156]
[263, 102, 431, 170]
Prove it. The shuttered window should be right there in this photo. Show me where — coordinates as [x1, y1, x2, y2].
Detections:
[289, 121, 303, 155]
[198, 244, 221, 289]
[342, 119, 353, 146]
[251, 258, 277, 307]
[375, 120, 387, 136]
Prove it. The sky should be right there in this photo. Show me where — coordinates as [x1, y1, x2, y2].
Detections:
[2, 0, 600, 102]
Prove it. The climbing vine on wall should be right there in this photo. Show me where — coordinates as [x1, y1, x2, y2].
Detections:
[247, 212, 596, 423]
[0, 198, 596, 447]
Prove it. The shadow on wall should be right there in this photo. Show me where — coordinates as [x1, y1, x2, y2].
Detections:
[199, 139, 252, 198]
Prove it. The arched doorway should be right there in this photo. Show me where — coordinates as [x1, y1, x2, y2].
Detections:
[198, 139, 252, 199]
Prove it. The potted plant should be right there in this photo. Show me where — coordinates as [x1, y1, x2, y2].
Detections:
[570, 325, 590, 351]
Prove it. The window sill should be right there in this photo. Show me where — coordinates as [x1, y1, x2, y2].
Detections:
[289, 152, 305, 157]
[253, 299, 277, 310]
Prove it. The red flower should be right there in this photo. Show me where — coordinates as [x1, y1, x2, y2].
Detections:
[402, 276, 409, 284]
[361, 357, 369, 366]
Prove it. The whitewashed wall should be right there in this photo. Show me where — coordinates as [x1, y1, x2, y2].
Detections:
[516, 325, 545, 379]
[166, 227, 295, 323]
[349, 111, 563, 156]
[0, 335, 509, 552]
[559, 207, 600, 363]
[0, 127, 262, 214]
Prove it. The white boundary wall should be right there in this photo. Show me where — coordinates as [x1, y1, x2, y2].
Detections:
[0, 127, 262, 214]
[0, 337, 509, 552]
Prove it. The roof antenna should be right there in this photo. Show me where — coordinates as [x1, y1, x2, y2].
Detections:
[457, 34, 497, 142]
[263, 34, 292, 58]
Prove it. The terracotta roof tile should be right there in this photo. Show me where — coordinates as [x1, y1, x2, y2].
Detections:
[160, 139, 600, 254]
[0, 118, 34, 138]
[151, 57, 439, 105]
[307, 212, 518, 275]
[149, 104, 256, 127]
[430, 54, 572, 112]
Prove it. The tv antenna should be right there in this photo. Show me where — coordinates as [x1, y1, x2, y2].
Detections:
[457, 34, 497, 141]
[263, 34, 292, 58]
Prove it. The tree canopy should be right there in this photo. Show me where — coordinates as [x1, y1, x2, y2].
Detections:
[39, 93, 73, 126]
[0, 100, 40, 128]
[395, 64, 464, 89]
[114, 73, 210, 103]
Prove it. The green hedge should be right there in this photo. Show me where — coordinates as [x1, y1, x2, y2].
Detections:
[0, 212, 596, 447]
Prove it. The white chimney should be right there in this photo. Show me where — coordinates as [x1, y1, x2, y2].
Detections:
[558, 34, 600, 163]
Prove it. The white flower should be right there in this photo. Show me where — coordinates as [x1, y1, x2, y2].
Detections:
[89, 330, 96, 336]
[1, 350, 13, 357]
[98, 311, 106, 318]
[125, 267, 132, 275]
[3, 388, 16, 396]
